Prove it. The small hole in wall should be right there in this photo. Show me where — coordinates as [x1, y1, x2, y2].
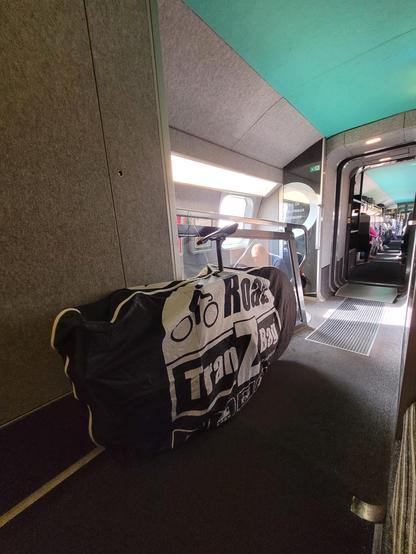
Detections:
[117, 170, 123, 176]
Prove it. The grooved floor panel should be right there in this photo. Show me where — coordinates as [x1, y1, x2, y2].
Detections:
[306, 298, 384, 356]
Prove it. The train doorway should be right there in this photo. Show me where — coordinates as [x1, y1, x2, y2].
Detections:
[343, 159, 415, 300]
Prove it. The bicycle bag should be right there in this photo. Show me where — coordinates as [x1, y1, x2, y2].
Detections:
[51, 266, 296, 453]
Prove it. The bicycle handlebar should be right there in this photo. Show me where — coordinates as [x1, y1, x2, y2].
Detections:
[196, 223, 238, 272]
[196, 223, 239, 246]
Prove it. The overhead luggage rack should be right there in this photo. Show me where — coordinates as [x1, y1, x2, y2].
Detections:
[176, 209, 308, 327]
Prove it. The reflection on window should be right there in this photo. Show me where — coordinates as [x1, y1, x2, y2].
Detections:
[283, 190, 311, 225]
[219, 194, 246, 222]
[283, 183, 319, 237]
[283, 200, 311, 225]
[219, 194, 248, 248]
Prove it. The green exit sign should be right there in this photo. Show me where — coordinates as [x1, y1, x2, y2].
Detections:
[309, 163, 321, 173]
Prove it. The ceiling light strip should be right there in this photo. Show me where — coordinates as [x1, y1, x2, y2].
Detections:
[171, 154, 277, 197]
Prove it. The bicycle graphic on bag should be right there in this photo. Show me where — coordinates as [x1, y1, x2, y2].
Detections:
[171, 286, 219, 342]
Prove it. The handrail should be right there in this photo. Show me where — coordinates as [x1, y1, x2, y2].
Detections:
[176, 208, 309, 260]
[177, 225, 292, 241]
[177, 207, 306, 231]
[177, 208, 283, 228]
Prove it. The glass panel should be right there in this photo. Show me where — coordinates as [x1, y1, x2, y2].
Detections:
[178, 224, 305, 325]
[227, 237, 305, 325]
[283, 182, 319, 294]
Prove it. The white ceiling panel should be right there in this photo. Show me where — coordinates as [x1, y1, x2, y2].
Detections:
[158, 0, 280, 150]
[232, 99, 322, 167]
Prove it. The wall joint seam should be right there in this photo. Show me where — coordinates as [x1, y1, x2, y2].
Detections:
[82, 0, 127, 287]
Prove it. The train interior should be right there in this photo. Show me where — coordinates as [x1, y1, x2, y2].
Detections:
[1, 2, 416, 554]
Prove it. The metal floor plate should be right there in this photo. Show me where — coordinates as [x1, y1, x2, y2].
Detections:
[305, 298, 384, 356]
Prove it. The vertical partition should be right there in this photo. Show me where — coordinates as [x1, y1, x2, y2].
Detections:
[0, 0, 176, 426]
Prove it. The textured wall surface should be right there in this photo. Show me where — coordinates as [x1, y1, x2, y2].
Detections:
[232, 99, 321, 168]
[0, 0, 174, 424]
[85, 0, 176, 286]
[159, 0, 279, 150]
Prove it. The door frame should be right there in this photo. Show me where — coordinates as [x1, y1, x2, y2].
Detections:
[331, 142, 416, 290]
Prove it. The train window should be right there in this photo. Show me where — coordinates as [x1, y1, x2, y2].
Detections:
[219, 194, 250, 248]
[219, 194, 247, 221]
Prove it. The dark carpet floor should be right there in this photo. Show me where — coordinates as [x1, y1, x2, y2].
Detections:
[0, 410, 373, 554]
[0, 298, 405, 554]
[348, 256, 405, 285]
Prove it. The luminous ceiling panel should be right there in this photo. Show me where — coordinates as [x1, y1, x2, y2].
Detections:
[366, 161, 416, 204]
[185, 0, 416, 136]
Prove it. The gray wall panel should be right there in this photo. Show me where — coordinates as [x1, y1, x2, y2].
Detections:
[344, 113, 405, 149]
[85, 0, 175, 286]
[344, 114, 406, 156]
[404, 109, 416, 141]
[0, 0, 126, 424]
[326, 133, 346, 155]
[1, 0, 175, 425]
[404, 109, 416, 128]
[257, 190, 281, 221]
[175, 185, 221, 213]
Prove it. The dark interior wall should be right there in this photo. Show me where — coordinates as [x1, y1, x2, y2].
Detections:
[0, 0, 175, 425]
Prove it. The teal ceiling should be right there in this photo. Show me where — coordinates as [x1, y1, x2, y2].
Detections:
[184, 0, 416, 136]
[366, 160, 416, 204]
